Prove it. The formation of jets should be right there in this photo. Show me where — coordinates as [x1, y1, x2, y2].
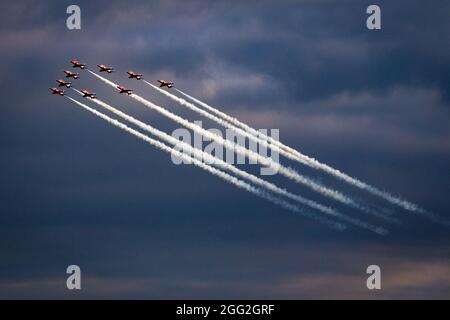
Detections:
[51, 60, 175, 98]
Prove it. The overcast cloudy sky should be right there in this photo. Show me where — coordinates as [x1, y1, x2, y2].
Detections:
[0, 0, 449, 298]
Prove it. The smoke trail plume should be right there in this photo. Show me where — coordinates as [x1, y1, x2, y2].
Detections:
[148, 81, 309, 172]
[88, 71, 373, 216]
[144, 81, 396, 224]
[175, 89, 448, 224]
[73, 89, 388, 235]
[65, 95, 347, 231]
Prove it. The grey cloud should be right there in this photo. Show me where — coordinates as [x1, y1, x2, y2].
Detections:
[0, 0, 449, 299]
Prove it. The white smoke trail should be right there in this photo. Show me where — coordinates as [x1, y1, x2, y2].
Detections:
[175, 88, 306, 161]
[64, 95, 347, 231]
[73, 89, 388, 235]
[88, 70, 374, 216]
[148, 81, 310, 171]
[144, 81, 397, 224]
[175, 89, 447, 223]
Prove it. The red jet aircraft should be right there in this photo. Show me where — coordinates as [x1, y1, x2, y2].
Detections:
[158, 79, 175, 88]
[80, 89, 96, 99]
[64, 70, 79, 79]
[56, 79, 71, 88]
[71, 60, 86, 69]
[117, 85, 133, 95]
[127, 71, 143, 80]
[49, 87, 65, 96]
[97, 64, 113, 73]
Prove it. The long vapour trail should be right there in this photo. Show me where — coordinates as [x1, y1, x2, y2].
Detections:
[73, 89, 388, 235]
[144, 80, 398, 224]
[174, 89, 448, 225]
[147, 81, 311, 171]
[88, 71, 383, 220]
[64, 95, 346, 231]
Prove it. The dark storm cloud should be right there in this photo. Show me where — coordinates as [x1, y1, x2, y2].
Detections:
[1, 237, 449, 299]
[0, 0, 449, 298]
[201, 0, 450, 104]
[2, 0, 449, 103]
[29, 0, 445, 106]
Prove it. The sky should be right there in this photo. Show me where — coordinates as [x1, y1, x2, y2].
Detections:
[0, 0, 449, 299]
